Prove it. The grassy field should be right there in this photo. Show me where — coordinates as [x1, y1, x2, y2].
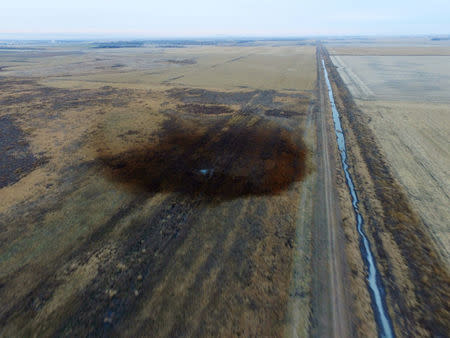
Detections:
[0, 44, 316, 92]
[0, 41, 317, 336]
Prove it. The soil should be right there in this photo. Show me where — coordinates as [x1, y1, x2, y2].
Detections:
[96, 115, 308, 200]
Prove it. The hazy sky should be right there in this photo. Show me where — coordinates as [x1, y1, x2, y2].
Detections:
[1, 0, 449, 38]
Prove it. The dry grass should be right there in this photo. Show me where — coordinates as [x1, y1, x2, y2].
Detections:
[1, 45, 316, 92]
[0, 41, 317, 336]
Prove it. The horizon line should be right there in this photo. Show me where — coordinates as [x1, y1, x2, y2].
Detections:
[1, 33, 449, 41]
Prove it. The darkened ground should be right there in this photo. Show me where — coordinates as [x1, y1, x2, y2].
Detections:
[0, 75, 313, 336]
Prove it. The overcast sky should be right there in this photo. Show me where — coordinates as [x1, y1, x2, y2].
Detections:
[1, 0, 449, 38]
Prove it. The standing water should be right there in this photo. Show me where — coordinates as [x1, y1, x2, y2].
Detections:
[321, 59, 394, 338]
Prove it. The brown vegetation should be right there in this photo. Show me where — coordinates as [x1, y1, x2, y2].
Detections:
[0, 43, 315, 336]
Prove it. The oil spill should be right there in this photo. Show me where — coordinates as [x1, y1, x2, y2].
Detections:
[265, 109, 303, 118]
[177, 103, 234, 115]
[97, 116, 308, 201]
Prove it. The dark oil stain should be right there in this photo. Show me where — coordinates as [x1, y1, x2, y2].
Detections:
[168, 88, 258, 105]
[96, 115, 308, 201]
[177, 103, 234, 115]
[265, 109, 303, 118]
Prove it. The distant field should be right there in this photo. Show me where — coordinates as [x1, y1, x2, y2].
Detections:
[330, 48, 450, 266]
[330, 54, 450, 102]
[323, 36, 450, 48]
[329, 46, 450, 56]
[0, 45, 316, 92]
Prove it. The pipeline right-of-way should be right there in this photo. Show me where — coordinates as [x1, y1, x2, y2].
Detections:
[321, 58, 395, 338]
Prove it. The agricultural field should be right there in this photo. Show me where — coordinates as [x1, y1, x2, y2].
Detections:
[1, 38, 448, 337]
[321, 41, 449, 336]
[329, 45, 450, 266]
[0, 41, 319, 336]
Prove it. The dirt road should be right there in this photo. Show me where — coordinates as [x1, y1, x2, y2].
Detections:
[310, 46, 351, 337]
